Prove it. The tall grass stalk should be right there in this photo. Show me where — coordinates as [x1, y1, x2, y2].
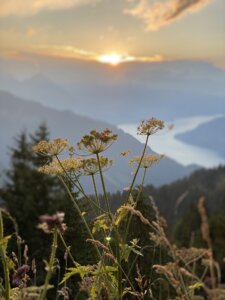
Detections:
[58, 175, 102, 260]
[40, 228, 58, 300]
[0, 210, 11, 300]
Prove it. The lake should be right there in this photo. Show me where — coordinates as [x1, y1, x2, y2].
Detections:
[118, 115, 225, 168]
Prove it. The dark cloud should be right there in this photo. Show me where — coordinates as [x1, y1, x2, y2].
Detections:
[126, 0, 210, 31]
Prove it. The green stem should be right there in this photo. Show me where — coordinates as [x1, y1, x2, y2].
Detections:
[91, 174, 101, 214]
[116, 242, 123, 300]
[95, 154, 124, 297]
[0, 210, 10, 300]
[124, 167, 147, 242]
[96, 153, 111, 218]
[58, 175, 102, 260]
[40, 229, 58, 300]
[58, 231, 77, 266]
[56, 156, 105, 214]
[124, 134, 149, 205]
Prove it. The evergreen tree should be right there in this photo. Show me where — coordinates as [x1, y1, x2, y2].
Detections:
[1, 125, 66, 256]
[0, 125, 95, 292]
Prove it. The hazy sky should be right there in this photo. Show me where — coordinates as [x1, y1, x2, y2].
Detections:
[0, 0, 224, 67]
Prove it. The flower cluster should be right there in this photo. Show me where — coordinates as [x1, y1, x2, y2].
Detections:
[39, 157, 82, 175]
[129, 154, 164, 169]
[32, 138, 69, 157]
[38, 212, 67, 234]
[137, 118, 164, 136]
[81, 156, 113, 176]
[77, 129, 117, 154]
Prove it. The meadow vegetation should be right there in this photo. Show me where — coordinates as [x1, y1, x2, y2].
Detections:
[0, 119, 225, 300]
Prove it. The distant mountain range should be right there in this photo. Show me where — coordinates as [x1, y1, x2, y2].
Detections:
[176, 116, 225, 158]
[0, 55, 225, 125]
[0, 90, 198, 192]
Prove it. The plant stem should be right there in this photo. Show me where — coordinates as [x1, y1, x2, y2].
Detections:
[58, 175, 102, 260]
[58, 231, 77, 266]
[124, 167, 147, 242]
[55, 156, 105, 214]
[124, 134, 149, 205]
[0, 210, 10, 300]
[40, 229, 58, 300]
[116, 242, 123, 300]
[91, 174, 101, 214]
[96, 153, 111, 218]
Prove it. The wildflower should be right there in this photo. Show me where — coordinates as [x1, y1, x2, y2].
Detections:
[81, 156, 113, 176]
[13, 264, 30, 287]
[79, 276, 94, 294]
[77, 129, 117, 154]
[38, 157, 82, 175]
[137, 118, 164, 136]
[38, 212, 67, 234]
[120, 150, 131, 157]
[32, 138, 69, 157]
[128, 154, 164, 169]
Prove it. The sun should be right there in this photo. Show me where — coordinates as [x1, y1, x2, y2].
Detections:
[97, 53, 124, 66]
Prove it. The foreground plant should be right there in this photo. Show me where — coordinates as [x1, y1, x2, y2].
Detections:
[32, 121, 166, 299]
[1, 118, 222, 299]
[0, 210, 11, 300]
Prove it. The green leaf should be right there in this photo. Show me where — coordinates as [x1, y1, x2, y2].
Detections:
[92, 214, 108, 234]
[60, 265, 93, 284]
[114, 207, 129, 227]
[0, 235, 11, 247]
[188, 282, 203, 290]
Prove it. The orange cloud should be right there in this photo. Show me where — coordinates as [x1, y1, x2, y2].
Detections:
[125, 0, 210, 31]
[0, 0, 98, 17]
[27, 44, 165, 64]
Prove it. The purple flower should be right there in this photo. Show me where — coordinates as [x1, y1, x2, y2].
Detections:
[13, 264, 30, 286]
[38, 212, 67, 234]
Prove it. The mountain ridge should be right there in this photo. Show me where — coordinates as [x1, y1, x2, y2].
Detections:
[0, 89, 199, 192]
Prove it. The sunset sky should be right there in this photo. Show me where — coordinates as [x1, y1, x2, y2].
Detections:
[0, 0, 224, 67]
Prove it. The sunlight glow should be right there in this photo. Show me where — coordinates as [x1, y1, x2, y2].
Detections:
[97, 53, 135, 66]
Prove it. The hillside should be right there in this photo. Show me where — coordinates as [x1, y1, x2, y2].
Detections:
[176, 116, 225, 158]
[107, 165, 225, 225]
[0, 90, 198, 192]
[146, 165, 225, 224]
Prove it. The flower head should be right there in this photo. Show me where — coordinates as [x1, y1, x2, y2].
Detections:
[77, 129, 117, 154]
[137, 118, 164, 136]
[13, 264, 30, 287]
[38, 157, 82, 175]
[81, 156, 113, 176]
[38, 212, 67, 234]
[129, 154, 164, 169]
[120, 149, 131, 157]
[32, 138, 69, 157]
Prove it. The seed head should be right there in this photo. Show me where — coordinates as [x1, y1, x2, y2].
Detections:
[129, 154, 164, 169]
[137, 118, 164, 136]
[38, 157, 82, 175]
[32, 138, 69, 157]
[81, 156, 113, 176]
[77, 129, 117, 154]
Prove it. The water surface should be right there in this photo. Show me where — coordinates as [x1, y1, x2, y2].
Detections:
[118, 115, 225, 168]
